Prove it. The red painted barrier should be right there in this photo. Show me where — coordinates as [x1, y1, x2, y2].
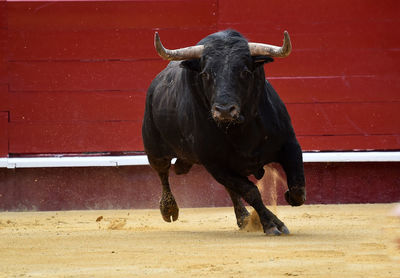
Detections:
[8, 60, 167, 92]
[9, 121, 144, 153]
[0, 0, 399, 154]
[8, 28, 217, 61]
[0, 0, 8, 158]
[7, 1, 218, 31]
[272, 76, 400, 103]
[9, 91, 145, 122]
[0, 84, 8, 111]
[297, 135, 400, 152]
[0, 112, 8, 157]
[288, 102, 400, 135]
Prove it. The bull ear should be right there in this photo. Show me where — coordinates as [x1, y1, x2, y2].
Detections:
[180, 59, 201, 72]
[252, 56, 274, 68]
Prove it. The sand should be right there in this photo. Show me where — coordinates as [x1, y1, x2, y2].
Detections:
[0, 204, 399, 278]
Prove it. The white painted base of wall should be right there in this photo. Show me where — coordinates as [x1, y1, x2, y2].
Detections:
[303, 151, 400, 163]
[0, 152, 399, 169]
[0, 155, 149, 169]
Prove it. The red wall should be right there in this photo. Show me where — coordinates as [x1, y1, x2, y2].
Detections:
[0, 0, 399, 156]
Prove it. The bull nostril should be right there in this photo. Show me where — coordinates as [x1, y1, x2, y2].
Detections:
[213, 104, 240, 120]
[229, 105, 239, 118]
[215, 105, 237, 113]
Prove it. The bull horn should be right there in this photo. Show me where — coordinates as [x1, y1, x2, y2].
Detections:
[248, 31, 292, 58]
[154, 32, 204, 61]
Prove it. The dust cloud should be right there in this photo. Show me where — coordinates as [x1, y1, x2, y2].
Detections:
[243, 164, 287, 232]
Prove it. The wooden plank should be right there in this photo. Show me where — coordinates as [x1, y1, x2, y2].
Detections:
[0, 1, 6, 30]
[218, 0, 400, 26]
[298, 135, 400, 151]
[9, 60, 167, 92]
[265, 49, 399, 78]
[220, 21, 400, 51]
[0, 63, 7, 84]
[9, 121, 143, 154]
[237, 22, 399, 49]
[287, 102, 400, 136]
[221, 24, 400, 52]
[0, 28, 7, 84]
[270, 75, 400, 103]
[0, 84, 9, 111]
[0, 112, 8, 157]
[9, 50, 399, 92]
[9, 91, 145, 122]
[7, 0, 218, 31]
[8, 28, 217, 61]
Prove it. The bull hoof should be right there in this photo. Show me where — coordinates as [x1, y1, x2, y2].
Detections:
[237, 209, 251, 229]
[285, 186, 306, 207]
[264, 223, 289, 236]
[264, 226, 282, 236]
[279, 224, 290, 235]
[237, 213, 250, 229]
[160, 192, 179, 222]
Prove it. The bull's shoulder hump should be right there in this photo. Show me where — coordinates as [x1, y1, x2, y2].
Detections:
[148, 62, 181, 89]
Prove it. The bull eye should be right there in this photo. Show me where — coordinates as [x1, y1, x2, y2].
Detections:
[200, 71, 210, 81]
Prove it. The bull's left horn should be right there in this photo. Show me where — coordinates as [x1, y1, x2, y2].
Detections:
[248, 31, 292, 58]
[154, 32, 204, 61]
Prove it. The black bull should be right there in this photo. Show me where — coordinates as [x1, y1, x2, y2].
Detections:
[142, 30, 306, 235]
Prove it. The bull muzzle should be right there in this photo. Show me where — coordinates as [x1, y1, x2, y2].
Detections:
[212, 103, 242, 123]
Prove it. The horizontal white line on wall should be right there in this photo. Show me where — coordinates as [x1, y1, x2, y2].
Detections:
[0, 152, 399, 169]
[302, 151, 400, 163]
[0, 156, 150, 169]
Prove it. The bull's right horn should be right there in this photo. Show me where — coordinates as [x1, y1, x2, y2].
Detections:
[154, 32, 204, 61]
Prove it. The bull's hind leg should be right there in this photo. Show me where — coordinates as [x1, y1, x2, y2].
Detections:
[148, 157, 179, 222]
[226, 188, 250, 229]
[242, 185, 289, 235]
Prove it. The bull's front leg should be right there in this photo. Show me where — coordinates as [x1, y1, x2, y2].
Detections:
[206, 166, 289, 236]
[279, 139, 306, 206]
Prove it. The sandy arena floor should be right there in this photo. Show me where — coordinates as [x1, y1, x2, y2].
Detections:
[0, 204, 399, 278]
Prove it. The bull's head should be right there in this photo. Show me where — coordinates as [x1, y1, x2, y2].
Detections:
[154, 30, 291, 125]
